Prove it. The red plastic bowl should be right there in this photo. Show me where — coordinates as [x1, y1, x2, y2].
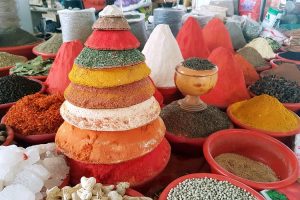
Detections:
[0, 78, 46, 119]
[1, 125, 14, 146]
[227, 105, 300, 137]
[26, 75, 47, 82]
[276, 52, 300, 64]
[0, 40, 43, 59]
[255, 65, 272, 72]
[203, 129, 299, 190]
[32, 47, 56, 60]
[248, 90, 300, 112]
[158, 173, 264, 200]
[0, 66, 13, 77]
[157, 87, 183, 105]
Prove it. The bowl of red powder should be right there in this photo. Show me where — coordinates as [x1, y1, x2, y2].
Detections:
[158, 173, 264, 200]
[0, 40, 43, 59]
[203, 129, 299, 190]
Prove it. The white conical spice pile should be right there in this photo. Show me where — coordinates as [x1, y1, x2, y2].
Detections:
[142, 24, 183, 88]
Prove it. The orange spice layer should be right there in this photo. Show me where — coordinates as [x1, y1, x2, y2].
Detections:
[55, 117, 165, 164]
[64, 77, 155, 109]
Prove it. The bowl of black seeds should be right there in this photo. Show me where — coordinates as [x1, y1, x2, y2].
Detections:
[249, 75, 300, 111]
[158, 173, 264, 200]
[0, 124, 14, 146]
[0, 75, 45, 118]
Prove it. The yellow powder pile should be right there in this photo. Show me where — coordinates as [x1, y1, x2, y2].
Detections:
[230, 94, 299, 132]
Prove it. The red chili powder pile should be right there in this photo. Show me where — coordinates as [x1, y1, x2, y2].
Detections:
[45, 40, 83, 94]
[201, 47, 250, 108]
[176, 17, 210, 59]
[234, 54, 259, 86]
[203, 18, 233, 52]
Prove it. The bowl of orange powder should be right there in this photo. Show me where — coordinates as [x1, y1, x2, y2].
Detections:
[1, 93, 64, 144]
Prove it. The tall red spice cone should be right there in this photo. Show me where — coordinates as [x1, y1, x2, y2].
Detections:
[176, 17, 210, 59]
[201, 47, 250, 108]
[203, 18, 234, 52]
[45, 40, 84, 94]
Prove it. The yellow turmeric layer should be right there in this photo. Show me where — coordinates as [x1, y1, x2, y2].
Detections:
[69, 62, 151, 88]
[230, 94, 299, 132]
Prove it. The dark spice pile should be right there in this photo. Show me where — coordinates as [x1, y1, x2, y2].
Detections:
[238, 47, 267, 67]
[279, 51, 300, 61]
[0, 75, 42, 104]
[0, 28, 39, 47]
[4, 93, 64, 136]
[182, 58, 215, 70]
[0, 124, 7, 145]
[75, 48, 145, 68]
[250, 75, 300, 103]
[265, 37, 281, 52]
[160, 101, 231, 138]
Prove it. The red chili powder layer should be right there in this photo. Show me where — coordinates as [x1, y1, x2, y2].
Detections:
[4, 93, 64, 135]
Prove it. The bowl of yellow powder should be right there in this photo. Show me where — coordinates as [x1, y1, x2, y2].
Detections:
[203, 129, 299, 190]
[227, 94, 300, 137]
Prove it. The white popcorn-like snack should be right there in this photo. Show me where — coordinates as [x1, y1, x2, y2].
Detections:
[46, 177, 153, 200]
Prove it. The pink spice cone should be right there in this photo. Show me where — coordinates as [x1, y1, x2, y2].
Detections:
[203, 18, 234, 52]
[45, 40, 83, 94]
[201, 47, 250, 108]
[177, 17, 210, 59]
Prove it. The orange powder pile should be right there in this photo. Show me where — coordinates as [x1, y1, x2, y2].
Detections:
[203, 18, 233, 52]
[234, 54, 259, 86]
[176, 17, 210, 59]
[45, 40, 84, 94]
[201, 47, 250, 108]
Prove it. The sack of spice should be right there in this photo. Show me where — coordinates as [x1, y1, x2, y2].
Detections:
[201, 47, 250, 108]
[10, 56, 52, 76]
[0, 52, 27, 68]
[3, 93, 64, 136]
[34, 33, 62, 54]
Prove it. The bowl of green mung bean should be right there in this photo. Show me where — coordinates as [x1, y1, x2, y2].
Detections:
[159, 173, 264, 200]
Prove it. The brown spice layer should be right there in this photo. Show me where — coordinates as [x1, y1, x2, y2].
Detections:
[64, 77, 155, 109]
[4, 93, 64, 135]
[93, 16, 130, 30]
[215, 153, 279, 182]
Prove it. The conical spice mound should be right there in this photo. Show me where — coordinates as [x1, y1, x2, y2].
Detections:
[55, 5, 171, 186]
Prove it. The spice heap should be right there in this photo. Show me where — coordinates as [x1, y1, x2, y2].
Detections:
[45, 40, 83, 94]
[265, 37, 281, 52]
[203, 18, 233, 52]
[10, 56, 52, 76]
[237, 47, 267, 68]
[0, 143, 69, 200]
[142, 24, 183, 88]
[182, 57, 215, 70]
[278, 51, 300, 62]
[233, 54, 259, 86]
[225, 21, 246, 50]
[0, 52, 27, 68]
[34, 33, 63, 54]
[56, 5, 170, 186]
[261, 63, 300, 85]
[0, 75, 42, 104]
[0, 28, 40, 47]
[46, 177, 152, 200]
[161, 102, 231, 138]
[201, 47, 250, 108]
[245, 37, 275, 59]
[215, 153, 279, 182]
[250, 76, 300, 103]
[3, 93, 64, 136]
[167, 177, 256, 200]
[176, 17, 210, 59]
[229, 94, 299, 132]
[0, 124, 8, 145]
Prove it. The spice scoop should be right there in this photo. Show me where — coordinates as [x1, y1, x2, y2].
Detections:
[175, 58, 218, 112]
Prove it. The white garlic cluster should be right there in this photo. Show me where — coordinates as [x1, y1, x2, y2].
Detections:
[46, 177, 153, 200]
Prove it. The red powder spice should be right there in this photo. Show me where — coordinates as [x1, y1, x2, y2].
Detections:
[234, 54, 259, 86]
[203, 18, 233, 52]
[176, 17, 210, 59]
[45, 40, 83, 94]
[4, 93, 64, 136]
[201, 47, 250, 108]
[68, 138, 171, 186]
